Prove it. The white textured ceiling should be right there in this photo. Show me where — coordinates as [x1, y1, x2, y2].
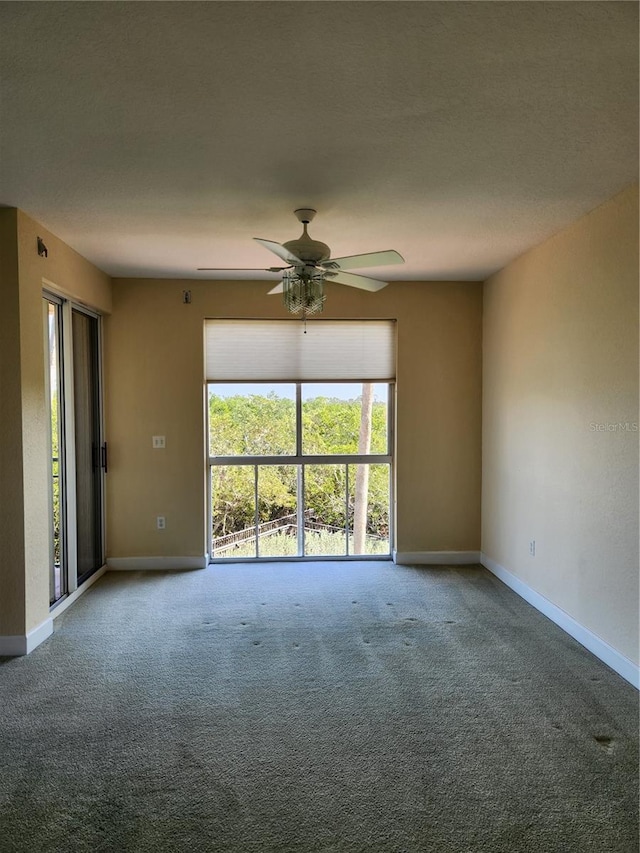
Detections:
[0, 2, 637, 281]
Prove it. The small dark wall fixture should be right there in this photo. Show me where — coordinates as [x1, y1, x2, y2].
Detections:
[183, 290, 192, 304]
[37, 237, 48, 258]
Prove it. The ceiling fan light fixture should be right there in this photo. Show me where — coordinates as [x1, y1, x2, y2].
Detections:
[198, 209, 404, 307]
[282, 268, 325, 317]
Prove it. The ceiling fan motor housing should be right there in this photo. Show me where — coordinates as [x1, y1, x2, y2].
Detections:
[284, 210, 331, 265]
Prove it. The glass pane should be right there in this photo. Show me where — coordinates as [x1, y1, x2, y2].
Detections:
[211, 465, 256, 558]
[302, 383, 388, 455]
[304, 465, 347, 556]
[72, 310, 103, 582]
[257, 465, 298, 557]
[46, 301, 65, 603]
[348, 464, 391, 555]
[208, 384, 296, 456]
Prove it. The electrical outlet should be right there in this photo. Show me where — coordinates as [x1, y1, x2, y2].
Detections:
[157, 516, 166, 530]
[529, 540, 536, 557]
[152, 435, 166, 449]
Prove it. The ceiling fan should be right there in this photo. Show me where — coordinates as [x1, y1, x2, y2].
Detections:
[198, 208, 404, 316]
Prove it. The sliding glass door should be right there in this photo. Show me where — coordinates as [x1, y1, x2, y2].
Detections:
[43, 295, 105, 604]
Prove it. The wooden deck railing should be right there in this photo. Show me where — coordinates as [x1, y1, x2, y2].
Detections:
[213, 512, 302, 553]
[213, 510, 385, 554]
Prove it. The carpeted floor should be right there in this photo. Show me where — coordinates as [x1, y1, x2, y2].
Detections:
[0, 561, 638, 853]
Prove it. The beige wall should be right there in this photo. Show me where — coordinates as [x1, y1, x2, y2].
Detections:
[0, 210, 26, 634]
[482, 183, 639, 664]
[104, 279, 483, 559]
[0, 209, 112, 638]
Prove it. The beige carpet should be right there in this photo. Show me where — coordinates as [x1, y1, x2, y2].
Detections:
[0, 561, 637, 852]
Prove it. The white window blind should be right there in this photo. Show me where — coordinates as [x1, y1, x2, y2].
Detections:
[205, 319, 396, 382]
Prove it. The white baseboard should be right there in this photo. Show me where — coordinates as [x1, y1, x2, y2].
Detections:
[51, 564, 107, 620]
[107, 555, 208, 571]
[0, 617, 53, 656]
[481, 553, 639, 690]
[0, 566, 109, 656]
[394, 550, 481, 566]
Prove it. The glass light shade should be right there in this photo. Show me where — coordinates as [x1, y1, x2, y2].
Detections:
[282, 269, 326, 316]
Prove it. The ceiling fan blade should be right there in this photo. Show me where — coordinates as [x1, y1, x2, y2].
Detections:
[325, 249, 405, 271]
[254, 238, 304, 266]
[267, 282, 284, 295]
[196, 266, 287, 272]
[327, 270, 389, 292]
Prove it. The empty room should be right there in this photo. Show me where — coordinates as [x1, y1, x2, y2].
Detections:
[0, 3, 638, 851]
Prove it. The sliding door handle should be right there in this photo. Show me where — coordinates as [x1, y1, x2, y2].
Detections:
[101, 442, 108, 474]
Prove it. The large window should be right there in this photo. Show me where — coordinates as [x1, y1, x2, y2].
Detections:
[208, 383, 393, 559]
[205, 320, 396, 561]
